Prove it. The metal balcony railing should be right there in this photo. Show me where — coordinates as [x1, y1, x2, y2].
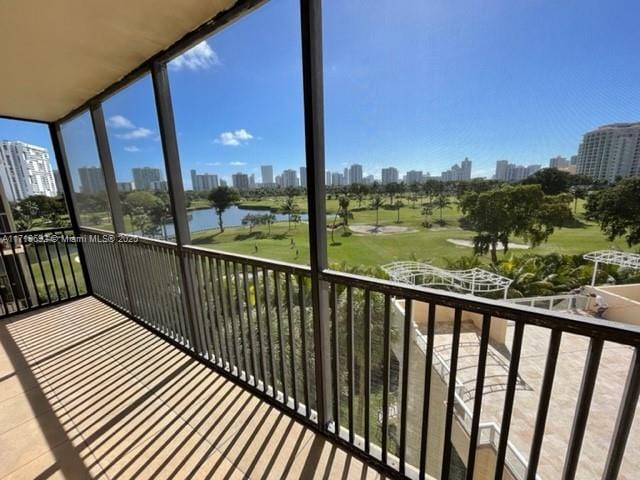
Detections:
[0, 228, 88, 317]
[68, 226, 640, 479]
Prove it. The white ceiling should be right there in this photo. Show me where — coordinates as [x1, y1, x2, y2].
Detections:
[0, 0, 236, 122]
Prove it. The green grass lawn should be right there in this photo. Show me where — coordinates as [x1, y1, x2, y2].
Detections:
[26, 245, 87, 300]
[192, 196, 633, 269]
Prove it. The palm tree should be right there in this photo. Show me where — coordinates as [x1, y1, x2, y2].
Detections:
[281, 196, 298, 231]
[435, 193, 450, 225]
[338, 196, 351, 231]
[393, 200, 404, 223]
[421, 203, 433, 228]
[370, 195, 384, 228]
[208, 186, 241, 232]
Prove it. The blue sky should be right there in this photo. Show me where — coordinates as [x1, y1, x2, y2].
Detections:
[2, 0, 639, 185]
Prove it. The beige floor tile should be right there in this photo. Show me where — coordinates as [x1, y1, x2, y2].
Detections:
[214, 403, 316, 479]
[93, 410, 245, 480]
[0, 368, 43, 402]
[183, 382, 266, 448]
[0, 386, 60, 435]
[4, 440, 106, 480]
[286, 435, 387, 479]
[0, 411, 79, 477]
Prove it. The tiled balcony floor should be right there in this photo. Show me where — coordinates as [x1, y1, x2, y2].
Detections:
[0, 297, 385, 479]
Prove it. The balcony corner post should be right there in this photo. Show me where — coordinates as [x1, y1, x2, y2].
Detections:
[300, 0, 333, 430]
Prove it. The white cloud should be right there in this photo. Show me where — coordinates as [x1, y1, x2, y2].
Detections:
[124, 146, 140, 152]
[230, 161, 246, 166]
[170, 41, 220, 71]
[107, 115, 135, 129]
[116, 127, 153, 140]
[206, 162, 222, 166]
[215, 129, 254, 146]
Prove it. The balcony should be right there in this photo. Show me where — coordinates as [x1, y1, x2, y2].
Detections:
[0, 296, 381, 479]
[2, 1, 640, 478]
[1, 228, 639, 479]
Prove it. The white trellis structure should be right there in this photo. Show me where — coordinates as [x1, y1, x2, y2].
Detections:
[382, 261, 512, 299]
[584, 250, 640, 286]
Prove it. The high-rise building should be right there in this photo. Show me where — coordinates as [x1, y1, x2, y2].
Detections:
[349, 164, 363, 184]
[460, 157, 472, 180]
[132, 167, 161, 191]
[363, 174, 375, 185]
[249, 174, 255, 188]
[404, 170, 424, 184]
[331, 172, 345, 186]
[150, 180, 168, 192]
[381, 167, 399, 184]
[299, 167, 307, 188]
[232, 172, 250, 190]
[343, 168, 349, 184]
[261, 165, 273, 185]
[494, 160, 540, 182]
[495, 160, 510, 181]
[325, 171, 332, 186]
[0, 141, 57, 201]
[549, 156, 570, 169]
[117, 182, 134, 192]
[78, 166, 106, 194]
[441, 158, 472, 182]
[190, 169, 218, 191]
[576, 123, 640, 182]
[281, 169, 298, 188]
[526, 164, 542, 177]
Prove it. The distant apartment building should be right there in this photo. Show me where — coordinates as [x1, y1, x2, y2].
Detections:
[279, 169, 298, 188]
[404, 170, 424, 184]
[331, 172, 345, 186]
[261, 165, 273, 185]
[150, 180, 168, 192]
[249, 174, 255, 188]
[441, 157, 472, 182]
[132, 167, 161, 191]
[363, 174, 375, 185]
[325, 171, 331, 186]
[576, 122, 640, 182]
[381, 167, 399, 184]
[348, 164, 363, 184]
[232, 172, 250, 190]
[494, 160, 540, 182]
[299, 166, 307, 188]
[549, 155, 569, 169]
[0, 141, 57, 201]
[117, 182, 134, 193]
[78, 166, 106, 194]
[190, 169, 218, 191]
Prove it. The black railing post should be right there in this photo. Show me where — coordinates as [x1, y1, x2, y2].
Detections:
[300, 0, 332, 429]
[151, 62, 202, 354]
[48, 122, 93, 295]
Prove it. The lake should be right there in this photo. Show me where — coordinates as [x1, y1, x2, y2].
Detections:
[158, 205, 309, 237]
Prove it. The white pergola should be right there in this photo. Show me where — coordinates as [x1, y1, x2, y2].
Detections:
[382, 261, 513, 299]
[584, 250, 640, 286]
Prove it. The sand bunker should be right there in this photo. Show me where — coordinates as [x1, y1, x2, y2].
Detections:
[350, 224, 414, 235]
[447, 238, 530, 249]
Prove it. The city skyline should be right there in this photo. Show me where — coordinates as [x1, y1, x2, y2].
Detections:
[2, 0, 638, 186]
